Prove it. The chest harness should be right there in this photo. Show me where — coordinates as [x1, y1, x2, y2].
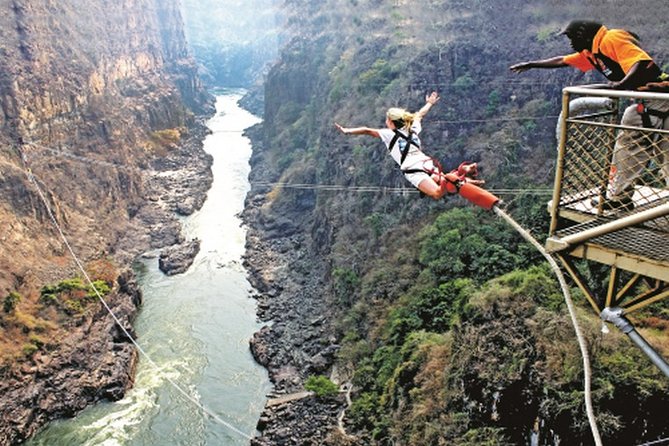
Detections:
[388, 129, 443, 178]
[386, 129, 495, 205]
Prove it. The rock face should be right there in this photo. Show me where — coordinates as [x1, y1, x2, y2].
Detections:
[241, 122, 347, 444]
[0, 0, 212, 291]
[158, 238, 201, 275]
[0, 1, 214, 443]
[0, 272, 142, 444]
[249, 395, 346, 446]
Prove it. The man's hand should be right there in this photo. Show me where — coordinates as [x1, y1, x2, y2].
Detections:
[510, 62, 533, 73]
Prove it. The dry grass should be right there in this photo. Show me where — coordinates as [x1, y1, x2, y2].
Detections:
[0, 304, 60, 365]
[148, 128, 183, 156]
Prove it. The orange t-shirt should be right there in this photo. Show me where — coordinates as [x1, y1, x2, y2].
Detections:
[563, 26, 654, 81]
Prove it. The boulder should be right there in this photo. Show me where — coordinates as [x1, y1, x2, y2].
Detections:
[158, 238, 200, 275]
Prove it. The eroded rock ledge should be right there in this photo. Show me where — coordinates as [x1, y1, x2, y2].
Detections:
[0, 272, 141, 444]
[159, 238, 201, 275]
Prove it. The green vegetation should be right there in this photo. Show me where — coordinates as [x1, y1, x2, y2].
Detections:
[259, 0, 669, 443]
[3, 291, 21, 313]
[333, 267, 360, 306]
[305, 375, 339, 398]
[22, 343, 39, 357]
[453, 74, 475, 90]
[40, 277, 111, 315]
[536, 26, 557, 42]
[358, 59, 398, 94]
[486, 90, 501, 116]
[418, 208, 539, 284]
[0, 261, 118, 368]
[20, 334, 49, 359]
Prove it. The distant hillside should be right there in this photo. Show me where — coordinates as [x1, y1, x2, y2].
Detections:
[181, 0, 283, 87]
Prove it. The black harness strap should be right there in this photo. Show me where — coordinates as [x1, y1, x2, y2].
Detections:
[388, 129, 420, 166]
[637, 102, 669, 128]
[388, 130, 449, 200]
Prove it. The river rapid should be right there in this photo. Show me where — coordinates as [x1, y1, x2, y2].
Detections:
[27, 90, 270, 446]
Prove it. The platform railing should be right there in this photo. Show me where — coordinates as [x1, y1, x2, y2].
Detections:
[549, 86, 669, 235]
[545, 87, 669, 379]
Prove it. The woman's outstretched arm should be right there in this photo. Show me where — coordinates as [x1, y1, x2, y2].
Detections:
[415, 91, 440, 120]
[335, 123, 380, 138]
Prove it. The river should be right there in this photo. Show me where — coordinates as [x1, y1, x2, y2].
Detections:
[27, 90, 271, 446]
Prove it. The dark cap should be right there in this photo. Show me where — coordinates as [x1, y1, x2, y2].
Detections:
[560, 20, 603, 38]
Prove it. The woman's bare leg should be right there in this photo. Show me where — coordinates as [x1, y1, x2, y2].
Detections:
[417, 177, 449, 200]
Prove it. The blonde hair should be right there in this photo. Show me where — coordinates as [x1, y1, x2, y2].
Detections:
[386, 107, 416, 131]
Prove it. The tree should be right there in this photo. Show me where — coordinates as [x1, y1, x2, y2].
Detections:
[305, 375, 339, 398]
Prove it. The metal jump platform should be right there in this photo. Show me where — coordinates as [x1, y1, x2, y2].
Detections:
[546, 86, 669, 317]
[544, 86, 669, 377]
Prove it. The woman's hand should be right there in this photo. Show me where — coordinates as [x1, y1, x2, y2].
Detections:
[335, 123, 380, 138]
[417, 92, 440, 119]
[426, 91, 440, 105]
[334, 123, 348, 134]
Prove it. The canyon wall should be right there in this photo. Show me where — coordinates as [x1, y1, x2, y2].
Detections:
[245, 1, 669, 444]
[0, 0, 213, 443]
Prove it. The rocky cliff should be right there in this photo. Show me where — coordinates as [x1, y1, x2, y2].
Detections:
[0, 0, 213, 443]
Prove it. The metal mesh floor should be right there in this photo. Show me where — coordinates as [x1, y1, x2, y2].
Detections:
[555, 217, 669, 263]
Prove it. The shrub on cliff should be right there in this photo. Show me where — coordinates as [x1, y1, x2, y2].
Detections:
[39, 277, 111, 315]
[149, 128, 183, 153]
[305, 375, 339, 398]
[22, 343, 39, 357]
[3, 291, 21, 313]
[333, 267, 360, 306]
[418, 208, 528, 284]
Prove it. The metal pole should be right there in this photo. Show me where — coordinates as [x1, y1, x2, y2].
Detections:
[601, 307, 669, 379]
[565, 85, 669, 101]
[549, 90, 571, 235]
[546, 202, 669, 251]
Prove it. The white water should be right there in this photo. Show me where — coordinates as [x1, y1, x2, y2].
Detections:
[27, 90, 270, 446]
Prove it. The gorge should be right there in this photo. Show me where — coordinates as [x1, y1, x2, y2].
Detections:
[2, 1, 669, 446]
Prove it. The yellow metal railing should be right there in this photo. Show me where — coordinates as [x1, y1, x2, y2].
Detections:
[547, 86, 669, 314]
[550, 87, 669, 231]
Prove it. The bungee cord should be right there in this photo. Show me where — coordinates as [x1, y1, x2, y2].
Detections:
[493, 206, 602, 446]
[17, 149, 254, 442]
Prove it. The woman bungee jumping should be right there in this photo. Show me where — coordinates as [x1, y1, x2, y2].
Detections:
[335, 91, 482, 200]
